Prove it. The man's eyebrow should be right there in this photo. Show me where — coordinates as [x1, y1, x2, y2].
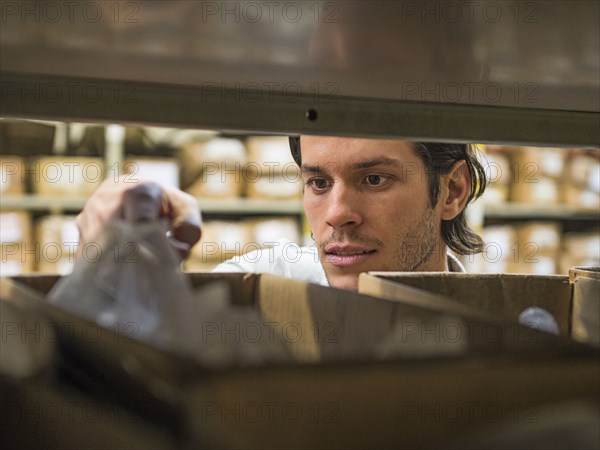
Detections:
[301, 165, 325, 174]
[302, 158, 404, 173]
[352, 157, 403, 170]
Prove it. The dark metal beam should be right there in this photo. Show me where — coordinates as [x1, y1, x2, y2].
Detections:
[2, 72, 598, 148]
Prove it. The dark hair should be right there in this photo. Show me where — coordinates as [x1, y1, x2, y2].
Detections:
[289, 136, 488, 255]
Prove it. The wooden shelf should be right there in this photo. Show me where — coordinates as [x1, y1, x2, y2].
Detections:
[0, 195, 304, 215]
[484, 203, 599, 221]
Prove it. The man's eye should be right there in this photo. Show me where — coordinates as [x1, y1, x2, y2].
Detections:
[307, 177, 330, 191]
[365, 175, 386, 185]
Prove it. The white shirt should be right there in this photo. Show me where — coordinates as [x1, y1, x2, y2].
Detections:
[213, 239, 465, 285]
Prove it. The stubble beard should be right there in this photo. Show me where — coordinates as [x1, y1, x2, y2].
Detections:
[316, 205, 439, 282]
[391, 206, 439, 272]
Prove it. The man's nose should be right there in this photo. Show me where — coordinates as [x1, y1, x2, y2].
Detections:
[324, 183, 363, 230]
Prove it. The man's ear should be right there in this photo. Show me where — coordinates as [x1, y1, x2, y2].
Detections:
[440, 160, 471, 221]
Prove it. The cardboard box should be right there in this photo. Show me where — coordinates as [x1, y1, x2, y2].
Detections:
[32, 157, 105, 196]
[4, 272, 575, 368]
[1, 273, 598, 449]
[359, 272, 574, 335]
[0, 156, 26, 194]
[569, 267, 600, 347]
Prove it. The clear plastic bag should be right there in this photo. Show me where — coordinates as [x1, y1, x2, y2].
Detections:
[48, 219, 289, 368]
[49, 219, 189, 339]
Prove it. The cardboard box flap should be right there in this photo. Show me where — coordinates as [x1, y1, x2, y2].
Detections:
[257, 275, 583, 363]
[360, 272, 572, 335]
[3, 274, 599, 449]
[358, 272, 488, 318]
[186, 357, 599, 450]
[258, 275, 402, 362]
[569, 267, 600, 346]
[0, 276, 199, 434]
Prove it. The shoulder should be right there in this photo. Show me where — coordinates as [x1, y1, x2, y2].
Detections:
[212, 239, 328, 285]
[447, 253, 467, 272]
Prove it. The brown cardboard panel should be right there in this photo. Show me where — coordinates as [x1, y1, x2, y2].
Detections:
[569, 267, 600, 346]
[257, 275, 406, 362]
[258, 275, 583, 362]
[2, 274, 599, 449]
[1, 375, 177, 450]
[359, 273, 487, 318]
[360, 272, 572, 335]
[187, 357, 599, 450]
[187, 271, 257, 306]
[4, 272, 581, 369]
[0, 276, 200, 433]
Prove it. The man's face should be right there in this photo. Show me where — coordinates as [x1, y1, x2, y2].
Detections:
[301, 136, 448, 290]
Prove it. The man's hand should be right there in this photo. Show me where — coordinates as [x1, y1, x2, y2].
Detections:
[76, 176, 202, 259]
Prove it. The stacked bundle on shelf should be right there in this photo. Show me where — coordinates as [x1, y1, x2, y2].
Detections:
[123, 157, 180, 188]
[564, 149, 600, 209]
[483, 146, 600, 208]
[469, 221, 562, 275]
[185, 217, 301, 271]
[35, 215, 79, 275]
[0, 156, 26, 195]
[0, 211, 34, 275]
[183, 138, 247, 198]
[559, 232, 600, 274]
[245, 137, 302, 200]
[480, 146, 511, 204]
[513, 222, 562, 274]
[32, 156, 105, 196]
[507, 146, 565, 205]
[180, 136, 302, 200]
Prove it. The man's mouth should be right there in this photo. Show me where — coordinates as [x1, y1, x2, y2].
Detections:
[324, 245, 377, 267]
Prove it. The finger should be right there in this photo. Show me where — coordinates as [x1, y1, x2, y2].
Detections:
[121, 183, 163, 222]
[167, 234, 193, 260]
[162, 185, 202, 250]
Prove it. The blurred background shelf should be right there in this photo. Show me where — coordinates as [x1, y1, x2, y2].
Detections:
[0, 195, 304, 215]
[1, 1, 598, 275]
[484, 204, 600, 221]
